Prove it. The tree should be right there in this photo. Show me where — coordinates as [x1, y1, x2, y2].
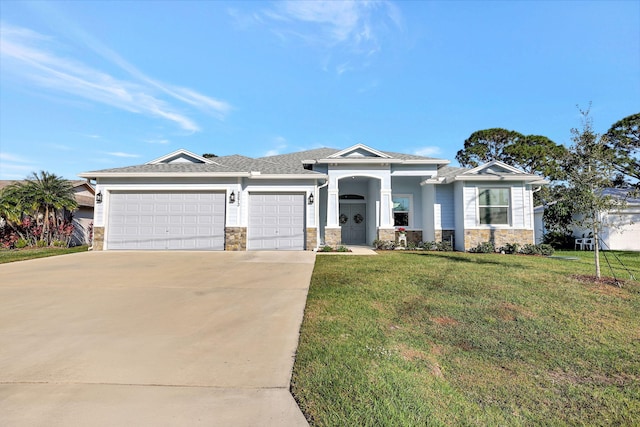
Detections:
[503, 135, 568, 181]
[455, 128, 523, 168]
[604, 112, 640, 185]
[0, 171, 77, 244]
[563, 107, 626, 279]
[202, 153, 218, 159]
[456, 128, 566, 180]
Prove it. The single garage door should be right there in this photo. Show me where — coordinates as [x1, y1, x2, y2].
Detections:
[248, 193, 305, 250]
[107, 191, 225, 250]
[603, 212, 640, 251]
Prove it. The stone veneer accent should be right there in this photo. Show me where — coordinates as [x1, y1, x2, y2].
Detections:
[325, 227, 342, 247]
[225, 227, 247, 251]
[92, 226, 104, 251]
[306, 228, 317, 251]
[464, 229, 534, 251]
[377, 228, 396, 242]
[434, 229, 455, 246]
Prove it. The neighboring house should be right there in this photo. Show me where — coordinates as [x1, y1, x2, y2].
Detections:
[69, 180, 95, 246]
[571, 189, 639, 251]
[0, 180, 94, 246]
[535, 189, 640, 251]
[78, 144, 546, 252]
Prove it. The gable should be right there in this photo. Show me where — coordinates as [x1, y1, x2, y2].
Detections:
[147, 149, 215, 165]
[328, 144, 392, 159]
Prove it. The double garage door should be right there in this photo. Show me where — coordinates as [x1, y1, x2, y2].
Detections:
[107, 191, 226, 250]
[106, 191, 306, 251]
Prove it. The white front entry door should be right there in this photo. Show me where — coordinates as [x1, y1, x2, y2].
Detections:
[340, 203, 366, 245]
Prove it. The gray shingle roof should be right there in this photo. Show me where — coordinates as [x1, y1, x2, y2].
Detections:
[81, 146, 449, 177]
[436, 165, 468, 179]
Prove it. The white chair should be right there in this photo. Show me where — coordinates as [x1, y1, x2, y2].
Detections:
[582, 238, 594, 251]
[574, 237, 585, 250]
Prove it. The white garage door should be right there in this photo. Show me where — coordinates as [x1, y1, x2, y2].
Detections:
[603, 212, 640, 251]
[107, 191, 225, 250]
[248, 193, 305, 250]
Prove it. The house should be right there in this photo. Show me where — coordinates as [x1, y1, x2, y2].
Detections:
[561, 189, 640, 251]
[69, 180, 95, 246]
[0, 180, 94, 246]
[78, 144, 546, 252]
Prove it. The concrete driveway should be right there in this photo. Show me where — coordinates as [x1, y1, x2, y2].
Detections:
[0, 251, 315, 426]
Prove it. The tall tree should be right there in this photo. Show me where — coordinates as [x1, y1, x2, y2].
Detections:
[456, 128, 566, 181]
[604, 112, 640, 185]
[563, 107, 626, 279]
[503, 135, 568, 181]
[455, 128, 523, 168]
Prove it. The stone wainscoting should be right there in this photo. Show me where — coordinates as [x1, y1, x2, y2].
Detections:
[306, 227, 317, 250]
[225, 227, 247, 251]
[92, 227, 105, 250]
[324, 227, 342, 246]
[377, 228, 396, 242]
[464, 229, 534, 251]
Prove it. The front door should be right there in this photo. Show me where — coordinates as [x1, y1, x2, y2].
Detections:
[340, 203, 366, 245]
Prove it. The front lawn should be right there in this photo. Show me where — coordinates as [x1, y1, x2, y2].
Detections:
[0, 245, 89, 264]
[292, 250, 640, 426]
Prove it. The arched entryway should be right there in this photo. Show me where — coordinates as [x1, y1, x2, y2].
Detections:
[339, 195, 366, 244]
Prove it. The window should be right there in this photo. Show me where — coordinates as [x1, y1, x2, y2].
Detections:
[393, 195, 411, 227]
[478, 188, 510, 225]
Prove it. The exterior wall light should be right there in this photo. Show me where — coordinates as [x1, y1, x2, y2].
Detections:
[229, 191, 235, 204]
[308, 193, 314, 205]
[96, 191, 103, 204]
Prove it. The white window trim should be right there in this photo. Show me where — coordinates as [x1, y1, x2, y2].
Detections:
[476, 186, 512, 227]
[392, 193, 413, 229]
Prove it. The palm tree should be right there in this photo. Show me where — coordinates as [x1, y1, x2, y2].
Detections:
[1, 172, 77, 244]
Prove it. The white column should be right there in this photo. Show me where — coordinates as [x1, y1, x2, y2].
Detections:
[326, 177, 340, 227]
[422, 183, 435, 241]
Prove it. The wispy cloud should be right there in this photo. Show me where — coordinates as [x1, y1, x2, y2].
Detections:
[264, 136, 288, 156]
[0, 152, 38, 179]
[0, 23, 232, 132]
[414, 146, 441, 157]
[236, 1, 403, 73]
[106, 152, 141, 158]
[144, 138, 170, 145]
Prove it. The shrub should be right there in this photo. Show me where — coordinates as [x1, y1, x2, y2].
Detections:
[318, 245, 334, 252]
[500, 242, 520, 254]
[36, 240, 47, 248]
[373, 239, 396, 250]
[536, 243, 555, 256]
[543, 231, 574, 249]
[436, 241, 453, 252]
[469, 241, 495, 253]
[14, 238, 29, 249]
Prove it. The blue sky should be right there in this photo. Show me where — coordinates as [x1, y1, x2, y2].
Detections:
[1, 1, 638, 180]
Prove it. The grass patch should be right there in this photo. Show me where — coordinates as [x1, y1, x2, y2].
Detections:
[292, 250, 640, 426]
[0, 245, 89, 264]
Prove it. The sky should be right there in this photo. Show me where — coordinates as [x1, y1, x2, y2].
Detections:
[1, 0, 638, 180]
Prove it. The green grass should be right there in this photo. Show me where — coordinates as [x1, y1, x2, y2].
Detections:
[0, 245, 89, 264]
[292, 250, 640, 426]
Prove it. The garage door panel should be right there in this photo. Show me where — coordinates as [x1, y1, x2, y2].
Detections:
[248, 193, 305, 251]
[107, 191, 225, 250]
